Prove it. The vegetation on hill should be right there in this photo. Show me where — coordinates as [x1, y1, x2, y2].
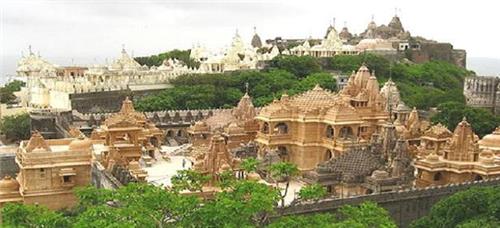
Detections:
[0, 80, 25, 104]
[0, 113, 31, 142]
[431, 102, 500, 137]
[1, 161, 395, 227]
[411, 186, 500, 228]
[134, 49, 200, 69]
[134, 53, 473, 112]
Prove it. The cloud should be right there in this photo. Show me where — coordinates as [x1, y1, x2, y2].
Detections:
[0, 0, 499, 78]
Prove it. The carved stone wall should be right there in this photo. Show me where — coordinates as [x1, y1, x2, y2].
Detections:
[464, 76, 499, 114]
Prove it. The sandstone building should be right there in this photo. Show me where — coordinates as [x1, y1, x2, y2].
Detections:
[255, 65, 390, 171]
[415, 118, 500, 187]
[0, 132, 92, 210]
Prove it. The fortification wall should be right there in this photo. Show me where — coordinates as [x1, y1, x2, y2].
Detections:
[281, 178, 500, 227]
[69, 87, 166, 113]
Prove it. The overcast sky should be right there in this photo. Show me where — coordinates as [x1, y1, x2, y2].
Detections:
[1, 0, 499, 77]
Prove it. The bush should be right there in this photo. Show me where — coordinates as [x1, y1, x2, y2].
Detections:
[0, 113, 31, 141]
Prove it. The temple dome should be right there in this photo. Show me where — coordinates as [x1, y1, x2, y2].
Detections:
[388, 16, 404, 32]
[0, 176, 20, 193]
[479, 127, 500, 151]
[251, 29, 263, 48]
[68, 137, 92, 151]
[226, 122, 244, 135]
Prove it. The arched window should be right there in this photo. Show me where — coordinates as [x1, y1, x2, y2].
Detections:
[433, 172, 442, 181]
[339, 126, 354, 139]
[274, 122, 288, 135]
[166, 130, 175, 137]
[326, 125, 334, 139]
[262, 122, 269, 134]
[325, 149, 333, 161]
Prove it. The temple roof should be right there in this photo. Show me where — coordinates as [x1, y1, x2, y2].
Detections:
[423, 123, 452, 139]
[479, 127, 500, 150]
[259, 85, 338, 117]
[251, 27, 262, 48]
[316, 148, 385, 183]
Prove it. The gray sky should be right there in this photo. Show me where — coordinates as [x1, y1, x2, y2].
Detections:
[1, 0, 499, 77]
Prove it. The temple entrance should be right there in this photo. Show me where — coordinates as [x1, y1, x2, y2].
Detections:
[325, 149, 333, 161]
[326, 125, 334, 138]
[433, 172, 442, 181]
[277, 146, 289, 162]
[474, 175, 483, 181]
[339, 126, 354, 139]
[166, 130, 175, 137]
[150, 137, 158, 147]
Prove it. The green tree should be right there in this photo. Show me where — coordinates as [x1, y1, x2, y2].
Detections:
[297, 183, 327, 202]
[0, 113, 31, 142]
[411, 187, 500, 228]
[0, 80, 25, 104]
[268, 55, 322, 78]
[171, 169, 210, 193]
[269, 162, 300, 207]
[1, 203, 71, 227]
[241, 157, 259, 173]
[431, 102, 500, 137]
[268, 202, 396, 228]
[135, 49, 200, 69]
[189, 180, 280, 227]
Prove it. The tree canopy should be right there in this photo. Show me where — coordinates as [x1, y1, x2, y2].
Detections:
[431, 102, 500, 137]
[134, 49, 200, 69]
[411, 186, 500, 228]
[0, 80, 25, 104]
[0, 113, 31, 142]
[1, 168, 396, 227]
[134, 53, 472, 112]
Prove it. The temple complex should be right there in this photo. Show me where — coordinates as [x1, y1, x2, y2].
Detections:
[193, 133, 241, 186]
[0, 132, 92, 209]
[192, 29, 280, 73]
[290, 26, 358, 57]
[91, 97, 163, 182]
[188, 91, 259, 152]
[255, 65, 390, 171]
[415, 118, 500, 187]
[16, 47, 194, 111]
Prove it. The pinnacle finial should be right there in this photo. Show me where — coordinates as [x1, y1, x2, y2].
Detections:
[28, 45, 33, 55]
[332, 17, 336, 27]
[344, 21, 347, 28]
[253, 26, 257, 34]
[371, 14, 375, 21]
[121, 44, 126, 54]
[245, 82, 249, 94]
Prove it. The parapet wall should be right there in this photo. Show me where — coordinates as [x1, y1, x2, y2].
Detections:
[281, 178, 500, 227]
[91, 161, 122, 190]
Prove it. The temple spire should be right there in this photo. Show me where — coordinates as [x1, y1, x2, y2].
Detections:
[28, 45, 33, 55]
[121, 44, 126, 54]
